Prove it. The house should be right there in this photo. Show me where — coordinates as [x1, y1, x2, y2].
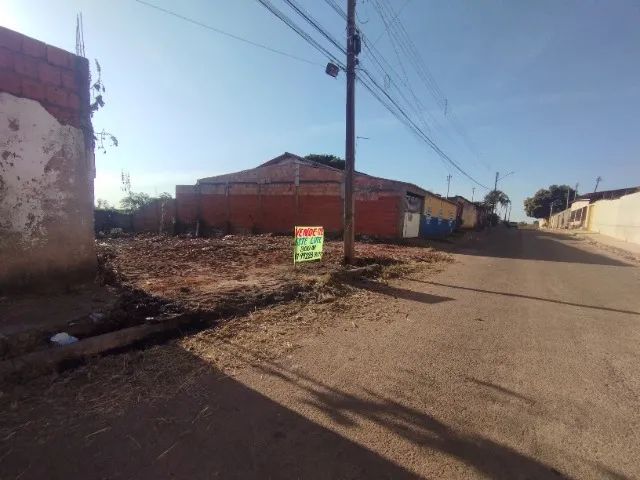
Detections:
[546, 186, 640, 245]
[175, 153, 429, 239]
[0, 27, 95, 289]
[419, 192, 458, 238]
[448, 196, 487, 230]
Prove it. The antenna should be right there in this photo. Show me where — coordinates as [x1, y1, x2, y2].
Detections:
[75, 12, 86, 57]
[594, 176, 602, 193]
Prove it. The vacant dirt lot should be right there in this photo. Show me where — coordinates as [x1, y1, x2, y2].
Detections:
[98, 234, 451, 313]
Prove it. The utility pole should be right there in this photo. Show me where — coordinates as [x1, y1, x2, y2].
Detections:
[494, 171, 499, 191]
[343, 0, 357, 264]
[566, 185, 571, 210]
[594, 176, 602, 193]
[471, 187, 475, 202]
[446, 174, 452, 198]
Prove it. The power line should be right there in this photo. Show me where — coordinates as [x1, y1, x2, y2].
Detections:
[371, 0, 411, 46]
[358, 67, 489, 189]
[255, 0, 345, 67]
[372, 0, 488, 167]
[258, 0, 488, 188]
[323, 0, 347, 21]
[132, 0, 323, 66]
[282, 0, 346, 55]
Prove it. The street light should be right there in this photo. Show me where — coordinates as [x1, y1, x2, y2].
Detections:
[495, 171, 515, 190]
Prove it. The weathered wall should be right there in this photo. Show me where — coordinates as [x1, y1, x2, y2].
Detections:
[175, 157, 413, 238]
[132, 198, 176, 233]
[0, 27, 94, 289]
[587, 192, 640, 244]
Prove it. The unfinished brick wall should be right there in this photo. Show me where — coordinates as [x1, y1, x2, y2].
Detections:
[0, 26, 90, 129]
[175, 156, 412, 238]
[0, 27, 94, 290]
[132, 199, 176, 233]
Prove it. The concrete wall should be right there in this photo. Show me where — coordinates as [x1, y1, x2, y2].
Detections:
[176, 156, 417, 239]
[0, 27, 94, 289]
[587, 192, 640, 244]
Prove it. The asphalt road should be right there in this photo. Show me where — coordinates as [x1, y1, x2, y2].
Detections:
[2, 228, 639, 479]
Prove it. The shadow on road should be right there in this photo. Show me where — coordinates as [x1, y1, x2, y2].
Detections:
[465, 377, 536, 405]
[457, 229, 632, 267]
[220, 343, 572, 480]
[0, 347, 420, 480]
[411, 279, 640, 316]
[351, 279, 454, 304]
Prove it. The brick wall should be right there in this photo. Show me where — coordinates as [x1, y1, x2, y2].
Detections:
[0, 27, 94, 290]
[132, 199, 176, 233]
[0, 26, 90, 129]
[175, 159, 408, 238]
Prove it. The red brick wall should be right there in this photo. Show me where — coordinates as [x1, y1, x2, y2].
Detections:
[174, 159, 408, 238]
[297, 195, 343, 233]
[132, 199, 176, 233]
[0, 26, 90, 128]
[355, 196, 401, 238]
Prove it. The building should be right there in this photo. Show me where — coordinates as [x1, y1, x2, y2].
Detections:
[546, 187, 640, 245]
[448, 196, 487, 230]
[175, 153, 429, 239]
[420, 192, 458, 238]
[0, 27, 95, 289]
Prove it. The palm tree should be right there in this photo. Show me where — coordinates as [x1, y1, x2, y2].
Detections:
[484, 190, 510, 214]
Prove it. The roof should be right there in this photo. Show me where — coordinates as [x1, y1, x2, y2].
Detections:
[574, 186, 640, 204]
[198, 152, 430, 196]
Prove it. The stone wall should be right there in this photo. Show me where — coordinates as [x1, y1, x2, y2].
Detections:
[0, 27, 94, 289]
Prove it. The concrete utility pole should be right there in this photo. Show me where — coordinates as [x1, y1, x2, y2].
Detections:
[446, 174, 452, 197]
[494, 171, 499, 192]
[594, 176, 602, 193]
[566, 185, 571, 210]
[471, 187, 475, 202]
[343, 0, 357, 264]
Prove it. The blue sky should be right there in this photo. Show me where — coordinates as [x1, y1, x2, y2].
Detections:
[3, 0, 639, 221]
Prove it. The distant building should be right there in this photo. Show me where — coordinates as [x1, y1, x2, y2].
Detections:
[448, 196, 488, 230]
[546, 186, 640, 245]
[175, 153, 429, 239]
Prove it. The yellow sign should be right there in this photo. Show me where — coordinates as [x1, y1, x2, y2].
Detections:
[294, 226, 324, 263]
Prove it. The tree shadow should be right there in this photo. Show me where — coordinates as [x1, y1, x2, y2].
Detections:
[410, 279, 640, 317]
[222, 343, 573, 480]
[456, 229, 632, 267]
[0, 347, 420, 480]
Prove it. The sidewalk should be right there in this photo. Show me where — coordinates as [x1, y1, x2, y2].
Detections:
[552, 229, 640, 263]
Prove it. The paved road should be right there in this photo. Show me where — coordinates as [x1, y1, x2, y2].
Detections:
[235, 228, 640, 479]
[2, 228, 639, 479]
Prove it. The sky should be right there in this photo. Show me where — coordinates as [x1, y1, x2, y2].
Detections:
[2, 0, 640, 221]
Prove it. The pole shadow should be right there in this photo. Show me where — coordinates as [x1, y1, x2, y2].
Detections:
[409, 279, 640, 317]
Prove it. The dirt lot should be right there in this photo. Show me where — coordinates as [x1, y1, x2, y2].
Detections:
[98, 234, 452, 313]
[0, 235, 455, 479]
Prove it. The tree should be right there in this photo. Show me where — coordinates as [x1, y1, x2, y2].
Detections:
[524, 185, 576, 219]
[95, 198, 114, 210]
[305, 154, 345, 170]
[120, 192, 153, 212]
[483, 190, 510, 213]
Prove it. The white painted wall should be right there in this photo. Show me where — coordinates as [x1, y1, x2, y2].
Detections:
[402, 212, 420, 238]
[0, 92, 95, 287]
[588, 192, 640, 244]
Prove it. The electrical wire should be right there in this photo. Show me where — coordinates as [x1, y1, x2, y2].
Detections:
[133, 0, 323, 66]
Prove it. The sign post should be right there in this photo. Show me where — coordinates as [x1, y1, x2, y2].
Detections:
[294, 226, 324, 264]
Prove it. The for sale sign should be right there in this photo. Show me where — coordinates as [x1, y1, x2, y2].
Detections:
[294, 226, 324, 263]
